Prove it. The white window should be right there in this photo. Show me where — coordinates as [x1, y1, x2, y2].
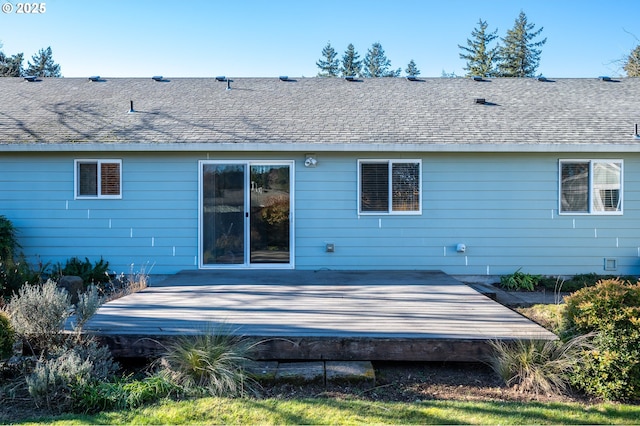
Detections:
[75, 159, 122, 199]
[358, 160, 421, 215]
[559, 160, 622, 214]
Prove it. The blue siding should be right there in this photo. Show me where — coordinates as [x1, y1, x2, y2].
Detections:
[2, 151, 640, 278]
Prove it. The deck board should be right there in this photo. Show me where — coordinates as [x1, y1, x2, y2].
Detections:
[83, 270, 556, 361]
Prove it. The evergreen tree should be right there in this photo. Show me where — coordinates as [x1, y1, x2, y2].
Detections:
[316, 42, 340, 77]
[458, 19, 500, 77]
[497, 11, 546, 77]
[340, 43, 362, 77]
[0, 52, 24, 77]
[405, 59, 421, 77]
[624, 44, 640, 77]
[363, 42, 400, 78]
[25, 46, 61, 77]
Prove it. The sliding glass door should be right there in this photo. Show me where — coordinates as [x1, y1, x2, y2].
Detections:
[200, 161, 293, 268]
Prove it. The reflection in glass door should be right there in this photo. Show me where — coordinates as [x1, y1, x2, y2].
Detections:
[202, 163, 246, 265]
[200, 161, 292, 267]
[250, 164, 290, 264]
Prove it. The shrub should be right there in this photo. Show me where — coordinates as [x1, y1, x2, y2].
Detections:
[72, 284, 104, 331]
[0, 310, 15, 359]
[6, 279, 71, 353]
[159, 326, 258, 397]
[25, 338, 119, 411]
[0, 255, 47, 299]
[488, 335, 592, 395]
[499, 268, 541, 291]
[26, 349, 93, 409]
[563, 278, 640, 400]
[0, 215, 19, 262]
[52, 257, 110, 286]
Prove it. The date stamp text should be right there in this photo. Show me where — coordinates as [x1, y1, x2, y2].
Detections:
[2, 2, 47, 14]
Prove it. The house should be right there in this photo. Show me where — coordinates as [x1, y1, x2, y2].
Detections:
[1, 76, 639, 280]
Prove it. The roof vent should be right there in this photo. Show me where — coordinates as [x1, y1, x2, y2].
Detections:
[24, 75, 38, 82]
[344, 75, 357, 81]
[599, 76, 612, 81]
[472, 76, 484, 81]
[537, 76, 548, 82]
[279, 76, 289, 81]
[635, 123, 640, 140]
[406, 75, 420, 81]
[88, 76, 101, 82]
[226, 79, 231, 90]
[152, 75, 164, 82]
[474, 98, 486, 104]
[215, 76, 227, 82]
[128, 100, 135, 113]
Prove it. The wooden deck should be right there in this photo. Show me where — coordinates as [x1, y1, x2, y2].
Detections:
[85, 270, 557, 362]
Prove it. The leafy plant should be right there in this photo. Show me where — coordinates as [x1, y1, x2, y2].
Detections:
[52, 257, 110, 286]
[499, 268, 541, 291]
[488, 335, 592, 395]
[71, 372, 181, 414]
[158, 326, 259, 397]
[563, 278, 640, 400]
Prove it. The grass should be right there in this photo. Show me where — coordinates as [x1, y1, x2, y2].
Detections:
[20, 397, 640, 425]
[516, 303, 565, 334]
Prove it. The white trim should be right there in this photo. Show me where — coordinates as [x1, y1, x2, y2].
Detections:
[357, 159, 422, 216]
[198, 160, 295, 269]
[558, 159, 623, 215]
[74, 159, 122, 200]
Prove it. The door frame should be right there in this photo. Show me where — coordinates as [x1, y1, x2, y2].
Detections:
[198, 159, 295, 269]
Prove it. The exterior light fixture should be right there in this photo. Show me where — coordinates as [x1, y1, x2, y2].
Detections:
[304, 154, 317, 167]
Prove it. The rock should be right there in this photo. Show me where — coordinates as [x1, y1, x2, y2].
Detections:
[58, 275, 84, 303]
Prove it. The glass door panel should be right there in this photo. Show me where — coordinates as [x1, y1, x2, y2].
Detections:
[202, 163, 245, 265]
[249, 164, 290, 264]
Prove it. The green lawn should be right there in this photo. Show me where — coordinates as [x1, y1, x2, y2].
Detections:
[21, 397, 640, 425]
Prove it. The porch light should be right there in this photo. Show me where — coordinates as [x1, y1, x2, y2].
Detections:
[304, 154, 317, 168]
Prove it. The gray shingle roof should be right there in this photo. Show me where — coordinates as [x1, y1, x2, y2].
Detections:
[1, 76, 639, 152]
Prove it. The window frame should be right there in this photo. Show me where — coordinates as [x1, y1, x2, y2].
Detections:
[558, 159, 623, 215]
[74, 159, 122, 199]
[357, 159, 422, 215]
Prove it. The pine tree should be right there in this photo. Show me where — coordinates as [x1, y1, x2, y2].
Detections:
[497, 11, 546, 77]
[458, 19, 500, 77]
[624, 44, 640, 77]
[316, 42, 340, 77]
[25, 46, 61, 77]
[405, 59, 421, 77]
[340, 43, 362, 77]
[0, 52, 24, 77]
[363, 42, 400, 78]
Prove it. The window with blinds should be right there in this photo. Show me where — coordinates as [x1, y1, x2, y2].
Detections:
[75, 160, 122, 199]
[358, 160, 421, 214]
[560, 160, 622, 214]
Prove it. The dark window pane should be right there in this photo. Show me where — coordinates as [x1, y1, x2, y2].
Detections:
[78, 163, 98, 196]
[392, 162, 420, 211]
[361, 163, 389, 212]
[561, 162, 588, 212]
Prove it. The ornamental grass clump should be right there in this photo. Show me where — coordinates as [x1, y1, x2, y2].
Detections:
[488, 335, 592, 396]
[159, 326, 258, 397]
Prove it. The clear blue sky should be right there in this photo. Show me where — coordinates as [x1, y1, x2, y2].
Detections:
[1, 0, 638, 78]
